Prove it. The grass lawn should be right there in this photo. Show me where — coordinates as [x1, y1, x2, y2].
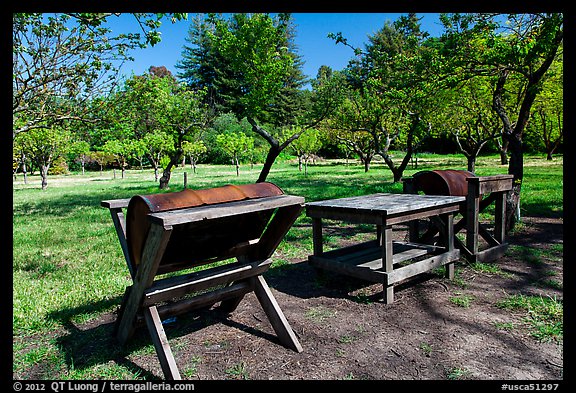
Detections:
[12, 153, 563, 379]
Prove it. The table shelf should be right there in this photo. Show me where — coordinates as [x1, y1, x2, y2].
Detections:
[309, 240, 452, 285]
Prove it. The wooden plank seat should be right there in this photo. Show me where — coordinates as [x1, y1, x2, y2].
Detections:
[101, 182, 304, 380]
[402, 170, 514, 263]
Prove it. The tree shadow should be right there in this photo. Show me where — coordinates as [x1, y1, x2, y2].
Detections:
[47, 291, 288, 379]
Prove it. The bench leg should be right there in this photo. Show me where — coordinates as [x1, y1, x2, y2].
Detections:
[251, 275, 303, 353]
[144, 305, 182, 380]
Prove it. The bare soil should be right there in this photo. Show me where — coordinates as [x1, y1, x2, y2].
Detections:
[21, 216, 564, 382]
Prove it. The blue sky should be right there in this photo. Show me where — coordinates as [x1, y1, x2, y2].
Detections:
[109, 13, 446, 83]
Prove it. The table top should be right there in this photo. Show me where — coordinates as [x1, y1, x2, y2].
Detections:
[306, 193, 465, 217]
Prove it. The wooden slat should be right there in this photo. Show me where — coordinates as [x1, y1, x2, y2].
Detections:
[251, 275, 303, 353]
[306, 193, 465, 217]
[475, 243, 509, 263]
[479, 224, 501, 247]
[149, 195, 304, 227]
[386, 203, 462, 225]
[494, 192, 506, 244]
[326, 240, 380, 261]
[312, 241, 443, 270]
[143, 259, 272, 306]
[106, 207, 134, 277]
[386, 250, 460, 285]
[153, 281, 254, 319]
[312, 218, 323, 256]
[309, 254, 386, 282]
[467, 175, 514, 195]
[116, 224, 173, 345]
[143, 306, 181, 380]
[101, 198, 131, 209]
[247, 203, 303, 261]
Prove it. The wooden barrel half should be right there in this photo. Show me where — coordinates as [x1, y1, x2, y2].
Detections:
[411, 170, 475, 197]
[126, 182, 284, 273]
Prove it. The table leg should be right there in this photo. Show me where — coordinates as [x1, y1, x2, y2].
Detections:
[312, 218, 323, 256]
[311, 218, 325, 277]
[443, 213, 455, 279]
[382, 225, 394, 304]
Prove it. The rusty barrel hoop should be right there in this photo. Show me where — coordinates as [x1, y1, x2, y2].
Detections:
[126, 182, 285, 269]
[411, 169, 475, 197]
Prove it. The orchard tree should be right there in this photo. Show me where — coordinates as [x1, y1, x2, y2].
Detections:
[440, 13, 563, 229]
[90, 151, 114, 175]
[68, 140, 91, 175]
[142, 131, 173, 181]
[15, 125, 72, 190]
[156, 84, 210, 189]
[182, 140, 207, 174]
[102, 139, 132, 178]
[12, 13, 187, 139]
[114, 71, 210, 188]
[440, 76, 503, 173]
[527, 52, 563, 160]
[331, 14, 439, 182]
[290, 127, 322, 175]
[216, 132, 254, 176]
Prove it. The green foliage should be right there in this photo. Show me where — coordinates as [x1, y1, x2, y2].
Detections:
[13, 13, 185, 138]
[216, 132, 254, 176]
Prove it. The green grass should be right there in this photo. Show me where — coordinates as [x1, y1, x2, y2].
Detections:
[496, 294, 563, 342]
[449, 293, 474, 308]
[469, 262, 514, 278]
[12, 153, 563, 379]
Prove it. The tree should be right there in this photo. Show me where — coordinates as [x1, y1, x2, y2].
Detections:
[180, 13, 341, 183]
[142, 131, 173, 181]
[331, 14, 439, 182]
[15, 125, 72, 190]
[526, 52, 563, 160]
[441, 77, 503, 173]
[68, 140, 91, 175]
[290, 127, 322, 175]
[102, 139, 132, 179]
[156, 83, 210, 189]
[12, 13, 187, 139]
[113, 71, 210, 188]
[182, 140, 207, 174]
[216, 132, 254, 176]
[440, 13, 563, 229]
[89, 151, 114, 175]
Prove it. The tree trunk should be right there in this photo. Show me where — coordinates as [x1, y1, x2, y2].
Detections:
[500, 147, 509, 165]
[257, 147, 280, 183]
[159, 157, 180, 189]
[22, 161, 28, 185]
[40, 165, 49, 191]
[467, 156, 476, 173]
[298, 156, 302, 172]
[504, 133, 524, 232]
[235, 156, 240, 177]
[364, 159, 370, 173]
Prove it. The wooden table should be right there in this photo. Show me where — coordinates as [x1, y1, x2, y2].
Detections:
[306, 193, 466, 304]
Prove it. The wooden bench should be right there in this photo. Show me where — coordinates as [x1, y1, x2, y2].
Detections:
[101, 182, 304, 379]
[403, 170, 514, 263]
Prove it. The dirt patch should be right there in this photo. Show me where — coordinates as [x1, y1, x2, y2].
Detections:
[19, 216, 563, 381]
